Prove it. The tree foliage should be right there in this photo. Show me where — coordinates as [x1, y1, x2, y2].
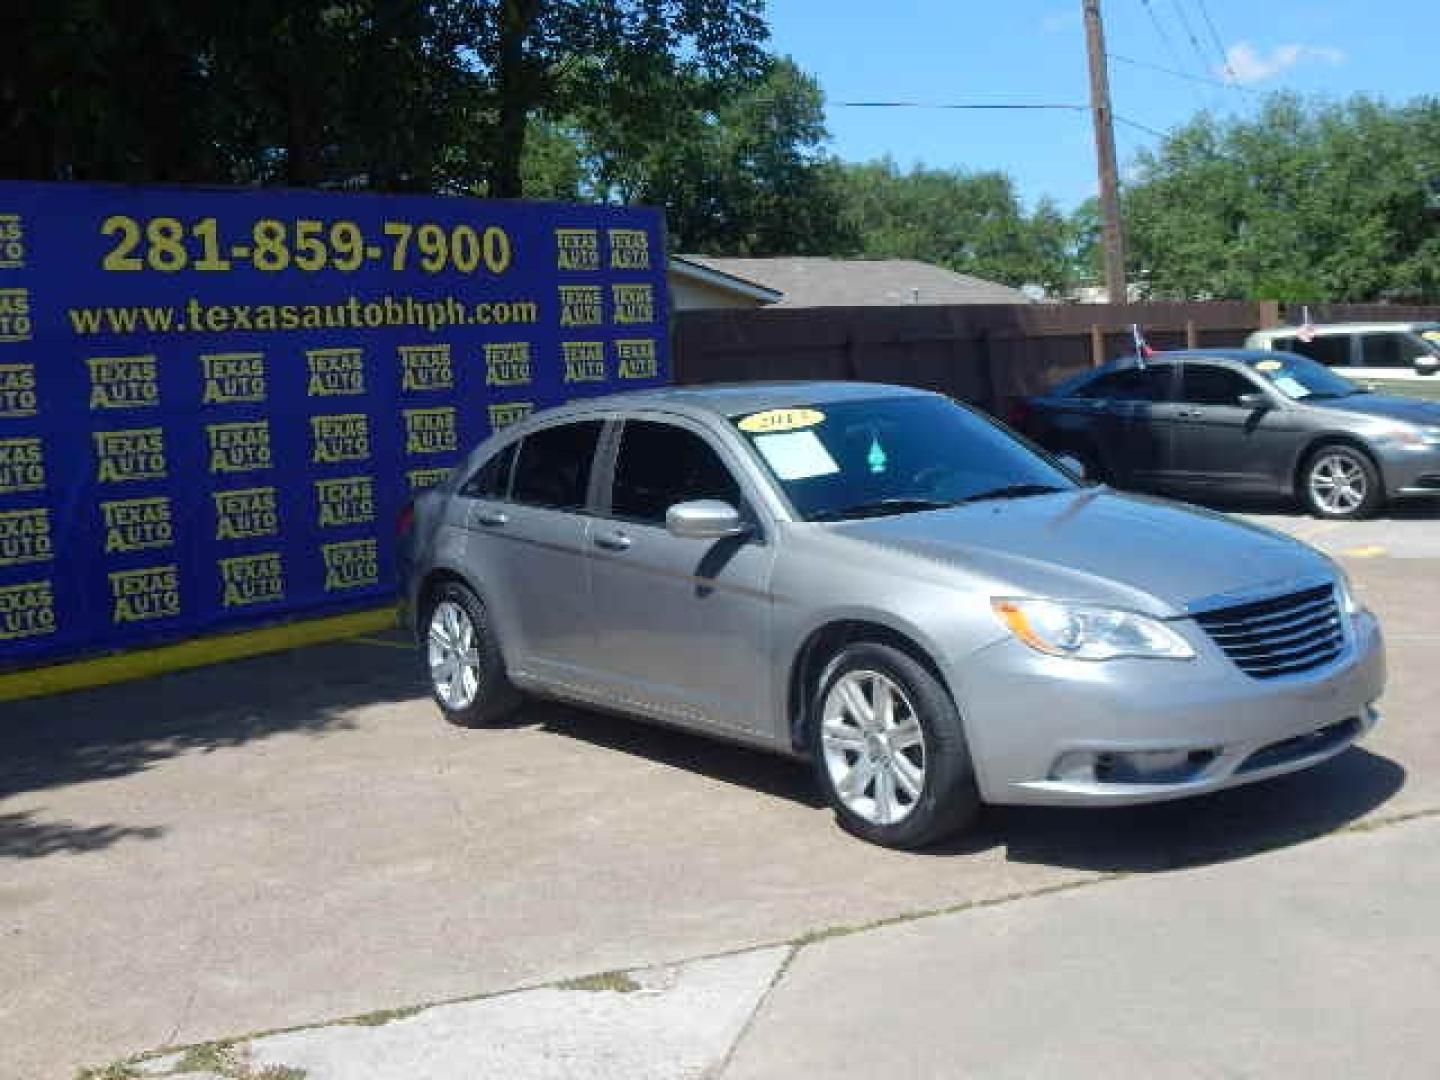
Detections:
[836, 160, 1083, 293]
[1124, 94, 1440, 302]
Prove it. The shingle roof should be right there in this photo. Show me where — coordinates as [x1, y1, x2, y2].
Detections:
[679, 256, 1033, 307]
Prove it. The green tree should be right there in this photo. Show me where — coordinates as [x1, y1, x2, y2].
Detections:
[836, 160, 1082, 293]
[468, 0, 767, 197]
[1124, 94, 1440, 301]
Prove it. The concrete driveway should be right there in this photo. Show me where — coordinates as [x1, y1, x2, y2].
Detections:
[3, 510, 1438, 1079]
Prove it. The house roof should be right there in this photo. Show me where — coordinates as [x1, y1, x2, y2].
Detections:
[678, 256, 1033, 308]
[668, 255, 784, 304]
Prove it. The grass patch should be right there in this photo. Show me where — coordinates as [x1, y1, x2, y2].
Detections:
[76, 1066, 143, 1080]
[557, 970, 641, 993]
[175, 1042, 236, 1073]
[345, 1005, 423, 1027]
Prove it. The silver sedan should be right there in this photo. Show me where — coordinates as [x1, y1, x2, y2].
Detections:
[399, 382, 1386, 849]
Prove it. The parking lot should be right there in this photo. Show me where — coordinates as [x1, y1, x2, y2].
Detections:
[3, 504, 1439, 1079]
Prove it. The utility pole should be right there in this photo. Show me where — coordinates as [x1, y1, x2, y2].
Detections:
[1083, 0, 1127, 302]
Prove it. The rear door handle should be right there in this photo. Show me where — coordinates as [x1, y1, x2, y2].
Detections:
[473, 508, 509, 527]
[1176, 409, 1199, 419]
[593, 529, 632, 552]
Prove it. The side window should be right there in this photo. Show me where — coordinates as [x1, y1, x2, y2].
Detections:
[509, 420, 603, 511]
[1074, 365, 1173, 402]
[611, 421, 742, 525]
[1178, 365, 1256, 406]
[460, 441, 517, 500]
[1288, 335, 1352, 368]
[1359, 333, 1405, 368]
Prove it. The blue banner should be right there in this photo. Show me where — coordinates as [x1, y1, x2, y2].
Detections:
[0, 182, 669, 668]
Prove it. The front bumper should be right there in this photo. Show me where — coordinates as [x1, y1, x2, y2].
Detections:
[1374, 442, 1440, 497]
[955, 609, 1386, 807]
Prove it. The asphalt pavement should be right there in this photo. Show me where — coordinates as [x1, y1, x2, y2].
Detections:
[2, 503, 1438, 1079]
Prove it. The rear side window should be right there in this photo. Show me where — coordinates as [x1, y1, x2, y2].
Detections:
[1073, 365, 1174, 402]
[510, 420, 603, 511]
[1358, 333, 1406, 368]
[1178, 364, 1257, 406]
[461, 441, 517, 499]
[1287, 335, 1352, 368]
[611, 421, 742, 525]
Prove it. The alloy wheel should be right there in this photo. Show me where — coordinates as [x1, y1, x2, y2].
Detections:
[820, 669, 928, 826]
[428, 600, 481, 710]
[1309, 452, 1367, 515]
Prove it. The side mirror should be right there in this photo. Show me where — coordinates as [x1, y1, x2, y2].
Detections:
[1238, 392, 1270, 410]
[1414, 355, 1439, 377]
[665, 500, 749, 541]
[1057, 454, 1086, 479]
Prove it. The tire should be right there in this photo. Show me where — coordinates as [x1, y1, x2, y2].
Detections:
[810, 642, 981, 850]
[1300, 443, 1384, 521]
[421, 581, 521, 727]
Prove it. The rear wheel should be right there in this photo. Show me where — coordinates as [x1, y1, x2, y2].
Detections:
[423, 582, 520, 727]
[1301, 444, 1383, 520]
[811, 642, 980, 849]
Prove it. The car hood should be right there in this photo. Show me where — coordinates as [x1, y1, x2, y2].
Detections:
[828, 489, 1334, 618]
[1316, 393, 1440, 426]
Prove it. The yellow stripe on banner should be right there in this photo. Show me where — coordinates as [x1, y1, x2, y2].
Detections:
[0, 607, 398, 704]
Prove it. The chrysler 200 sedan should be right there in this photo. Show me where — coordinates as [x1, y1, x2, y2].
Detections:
[1018, 349, 1440, 520]
[398, 382, 1385, 849]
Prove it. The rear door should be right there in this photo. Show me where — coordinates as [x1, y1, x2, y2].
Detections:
[585, 416, 778, 737]
[1065, 363, 1180, 487]
[457, 418, 606, 681]
[1169, 362, 1298, 493]
[1287, 332, 1357, 372]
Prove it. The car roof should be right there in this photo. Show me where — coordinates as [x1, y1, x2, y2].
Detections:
[1066, 348, 1270, 378]
[544, 380, 934, 421]
[1250, 321, 1439, 337]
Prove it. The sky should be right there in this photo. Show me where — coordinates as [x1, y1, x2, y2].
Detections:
[766, 1, 1440, 210]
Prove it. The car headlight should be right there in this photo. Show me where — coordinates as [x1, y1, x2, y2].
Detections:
[991, 598, 1196, 661]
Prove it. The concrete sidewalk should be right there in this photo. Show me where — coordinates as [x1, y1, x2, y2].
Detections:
[104, 810, 1440, 1080]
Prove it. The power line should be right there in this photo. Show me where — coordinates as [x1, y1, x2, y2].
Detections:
[1194, 0, 1240, 84]
[835, 101, 1088, 112]
[1136, 0, 1200, 98]
[1166, 0, 1214, 77]
[1108, 51, 1256, 93]
[831, 100, 1170, 142]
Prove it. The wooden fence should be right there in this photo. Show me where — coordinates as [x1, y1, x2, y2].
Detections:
[671, 301, 1440, 415]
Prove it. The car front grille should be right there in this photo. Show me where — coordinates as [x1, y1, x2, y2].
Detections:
[1193, 583, 1345, 679]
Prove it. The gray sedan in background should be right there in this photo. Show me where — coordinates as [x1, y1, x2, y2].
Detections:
[1018, 348, 1440, 519]
[399, 382, 1384, 848]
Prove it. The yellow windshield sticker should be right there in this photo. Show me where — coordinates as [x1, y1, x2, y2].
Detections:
[1255, 359, 1284, 372]
[1423, 330, 1440, 343]
[737, 408, 825, 434]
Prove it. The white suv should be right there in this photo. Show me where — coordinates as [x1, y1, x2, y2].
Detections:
[1246, 322, 1440, 383]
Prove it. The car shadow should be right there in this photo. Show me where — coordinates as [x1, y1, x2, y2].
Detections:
[933, 747, 1406, 870]
[518, 698, 1404, 870]
[0, 638, 424, 859]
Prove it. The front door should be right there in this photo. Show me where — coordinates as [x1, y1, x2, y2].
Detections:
[586, 417, 777, 737]
[1168, 362, 1295, 492]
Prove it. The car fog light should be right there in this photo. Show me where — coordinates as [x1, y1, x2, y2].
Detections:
[1051, 748, 1219, 784]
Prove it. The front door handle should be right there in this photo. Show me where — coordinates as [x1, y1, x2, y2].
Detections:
[1176, 408, 1200, 419]
[473, 508, 509, 527]
[593, 529, 632, 552]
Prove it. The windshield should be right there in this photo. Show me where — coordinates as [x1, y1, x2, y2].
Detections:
[1244, 352, 1363, 400]
[731, 396, 1076, 522]
[1414, 327, 1440, 355]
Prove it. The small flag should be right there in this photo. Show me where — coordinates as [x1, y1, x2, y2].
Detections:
[1132, 324, 1156, 364]
[1297, 306, 1317, 343]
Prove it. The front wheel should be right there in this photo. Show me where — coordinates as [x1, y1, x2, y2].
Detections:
[811, 642, 980, 849]
[1301, 444, 1383, 520]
